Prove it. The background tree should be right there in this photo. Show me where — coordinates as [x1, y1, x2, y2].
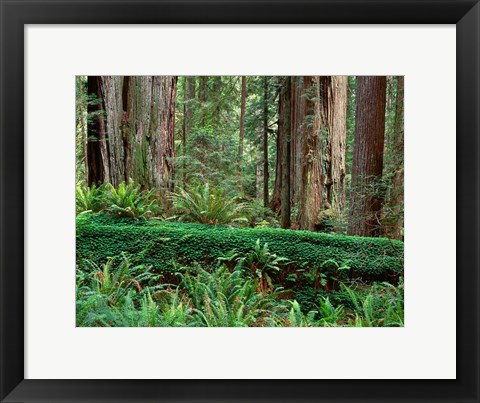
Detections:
[86, 76, 109, 186]
[263, 76, 270, 207]
[386, 76, 404, 239]
[297, 76, 322, 231]
[239, 76, 246, 159]
[328, 76, 348, 213]
[296, 76, 348, 231]
[78, 75, 402, 238]
[348, 76, 387, 237]
[280, 77, 292, 229]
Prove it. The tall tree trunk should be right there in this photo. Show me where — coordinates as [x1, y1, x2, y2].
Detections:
[213, 76, 222, 128]
[297, 76, 323, 231]
[388, 76, 404, 239]
[199, 76, 208, 126]
[79, 103, 88, 180]
[263, 76, 270, 207]
[183, 76, 196, 187]
[290, 76, 349, 231]
[280, 77, 292, 229]
[101, 76, 126, 188]
[146, 76, 177, 197]
[290, 77, 305, 207]
[239, 76, 246, 159]
[87, 76, 109, 186]
[270, 115, 283, 212]
[182, 78, 187, 188]
[86, 76, 177, 207]
[328, 76, 348, 213]
[256, 131, 263, 200]
[185, 76, 196, 135]
[348, 76, 387, 237]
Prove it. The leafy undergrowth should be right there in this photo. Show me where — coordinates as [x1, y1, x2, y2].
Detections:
[76, 253, 404, 328]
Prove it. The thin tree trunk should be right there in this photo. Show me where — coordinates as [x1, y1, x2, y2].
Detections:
[271, 77, 285, 213]
[239, 76, 246, 158]
[184, 76, 196, 188]
[263, 76, 269, 207]
[182, 78, 187, 188]
[256, 131, 263, 200]
[388, 76, 404, 239]
[199, 76, 208, 126]
[348, 76, 387, 237]
[79, 104, 88, 180]
[280, 77, 292, 229]
[290, 77, 304, 207]
[270, 117, 283, 212]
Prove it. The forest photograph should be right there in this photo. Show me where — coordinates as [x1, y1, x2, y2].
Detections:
[75, 75, 404, 327]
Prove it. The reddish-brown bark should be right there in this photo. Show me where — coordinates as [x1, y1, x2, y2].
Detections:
[348, 76, 387, 237]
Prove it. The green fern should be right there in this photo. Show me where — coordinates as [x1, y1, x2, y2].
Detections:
[234, 239, 289, 293]
[76, 183, 107, 214]
[170, 183, 247, 225]
[177, 264, 288, 327]
[105, 181, 161, 220]
[287, 300, 318, 327]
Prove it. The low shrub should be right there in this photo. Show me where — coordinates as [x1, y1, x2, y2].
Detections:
[76, 214, 404, 283]
[178, 265, 288, 327]
[76, 180, 161, 220]
[76, 183, 107, 214]
[104, 181, 161, 220]
[170, 183, 247, 225]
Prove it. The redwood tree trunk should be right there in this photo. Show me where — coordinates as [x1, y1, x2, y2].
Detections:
[328, 76, 348, 212]
[295, 76, 347, 231]
[290, 77, 303, 207]
[87, 76, 109, 186]
[101, 76, 125, 188]
[86, 76, 177, 206]
[348, 76, 387, 237]
[126, 76, 177, 199]
[297, 76, 323, 231]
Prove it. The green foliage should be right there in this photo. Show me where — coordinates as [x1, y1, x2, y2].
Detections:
[317, 297, 344, 326]
[241, 199, 280, 228]
[77, 214, 404, 282]
[105, 181, 161, 220]
[287, 300, 319, 327]
[341, 280, 404, 327]
[76, 248, 403, 327]
[170, 183, 247, 225]
[80, 254, 160, 305]
[76, 183, 107, 214]
[300, 258, 351, 292]
[75, 180, 161, 220]
[76, 253, 163, 326]
[228, 239, 289, 292]
[178, 265, 287, 327]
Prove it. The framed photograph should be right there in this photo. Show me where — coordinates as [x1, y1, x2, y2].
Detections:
[1, 1, 479, 402]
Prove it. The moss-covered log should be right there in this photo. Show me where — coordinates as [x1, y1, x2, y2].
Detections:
[77, 214, 404, 283]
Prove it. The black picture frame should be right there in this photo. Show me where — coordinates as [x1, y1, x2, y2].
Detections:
[1, 1, 479, 402]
